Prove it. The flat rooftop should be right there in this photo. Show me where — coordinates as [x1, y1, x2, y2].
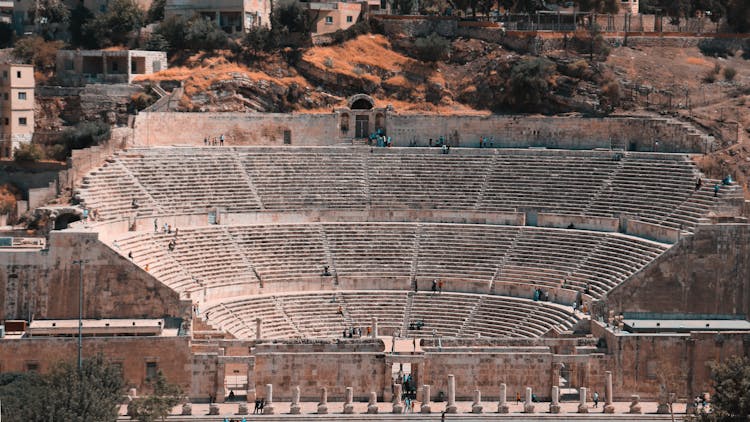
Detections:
[24, 319, 179, 337]
[623, 319, 750, 333]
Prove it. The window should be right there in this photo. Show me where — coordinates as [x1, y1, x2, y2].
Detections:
[346, 16, 353, 23]
[16, 71, 20, 78]
[18, 92, 26, 100]
[145, 362, 158, 380]
[325, 16, 333, 24]
[19, 117, 27, 126]
[4, 118, 8, 125]
[3, 93, 7, 101]
[112, 62, 118, 72]
[26, 362, 39, 373]
[2, 71, 6, 79]
[64, 60, 74, 71]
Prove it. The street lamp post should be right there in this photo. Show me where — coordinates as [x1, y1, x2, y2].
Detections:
[72, 259, 89, 370]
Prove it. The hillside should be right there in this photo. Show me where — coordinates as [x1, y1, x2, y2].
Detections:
[130, 32, 750, 196]
[135, 34, 609, 115]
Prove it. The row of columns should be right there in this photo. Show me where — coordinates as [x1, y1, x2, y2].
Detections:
[196, 371, 638, 415]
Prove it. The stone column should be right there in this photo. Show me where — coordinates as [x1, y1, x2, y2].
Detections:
[629, 394, 642, 414]
[256, 318, 262, 340]
[420, 385, 432, 413]
[497, 383, 509, 413]
[471, 389, 483, 413]
[524, 386, 535, 413]
[603, 371, 615, 414]
[550, 385, 561, 414]
[317, 387, 328, 414]
[262, 384, 275, 414]
[290, 386, 301, 415]
[578, 387, 589, 413]
[344, 386, 354, 414]
[372, 317, 378, 338]
[215, 361, 226, 403]
[445, 374, 457, 413]
[392, 383, 404, 413]
[367, 391, 378, 414]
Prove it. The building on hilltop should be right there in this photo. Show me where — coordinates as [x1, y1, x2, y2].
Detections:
[305, 0, 382, 35]
[55, 50, 168, 86]
[0, 63, 34, 159]
[164, 0, 271, 32]
[620, 0, 639, 15]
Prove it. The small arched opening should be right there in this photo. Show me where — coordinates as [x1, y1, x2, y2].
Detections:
[340, 113, 350, 134]
[348, 94, 375, 110]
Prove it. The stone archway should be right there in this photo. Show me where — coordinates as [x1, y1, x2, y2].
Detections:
[348, 94, 375, 110]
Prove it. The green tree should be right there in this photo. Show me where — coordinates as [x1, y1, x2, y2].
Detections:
[31, 0, 70, 25]
[707, 356, 750, 419]
[128, 371, 182, 422]
[144, 33, 169, 51]
[13, 36, 65, 73]
[156, 15, 229, 53]
[0, 355, 124, 422]
[507, 57, 555, 111]
[83, 0, 145, 47]
[413, 32, 451, 62]
[69, 4, 95, 48]
[147, 0, 166, 23]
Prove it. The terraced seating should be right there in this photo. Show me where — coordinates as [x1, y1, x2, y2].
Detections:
[325, 223, 417, 282]
[242, 149, 367, 209]
[227, 225, 327, 283]
[113, 222, 669, 299]
[368, 153, 489, 209]
[77, 147, 725, 232]
[204, 291, 577, 340]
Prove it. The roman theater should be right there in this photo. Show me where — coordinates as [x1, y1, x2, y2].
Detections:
[1, 97, 749, 418]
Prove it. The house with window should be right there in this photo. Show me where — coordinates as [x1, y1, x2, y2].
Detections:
[55, 49, 168, 85]
[308, 1, 365, 35]
[0, 63, 34, 159]
[164, 0, 271, 32]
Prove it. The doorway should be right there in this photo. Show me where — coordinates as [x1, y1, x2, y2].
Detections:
[355, 115, 369, 138]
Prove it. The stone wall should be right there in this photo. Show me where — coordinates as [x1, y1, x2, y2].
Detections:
[0, 229, 190, 321]
[132, 112, 340, 147]
[606, 223, 750, 317]
[252, 340, 387, 401]
[132, 112, 714, 153]
[0, 336, 192, 393]
[592, 321, 750, 400]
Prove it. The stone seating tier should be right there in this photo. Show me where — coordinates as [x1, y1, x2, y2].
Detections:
[204, 291, 578, 340]
[115, 222, 668, 300]
[75, 147, 730, 233]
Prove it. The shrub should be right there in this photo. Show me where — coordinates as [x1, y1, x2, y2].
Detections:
[698, 38, 738, 58]
[600, 80, 621, 112]
[323, 57, 334, 68]
[82, 0, 145, 47]
[13, 36, 64, 73]
[13, 143, 43, 163]
[724, 67, 737, 81]
[507, 57, 556, 111]
[157, 15, 229, 53]
[703, 71, 717, 83]
[413, 32, 451, 62]
[566, 60, 590, 79]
